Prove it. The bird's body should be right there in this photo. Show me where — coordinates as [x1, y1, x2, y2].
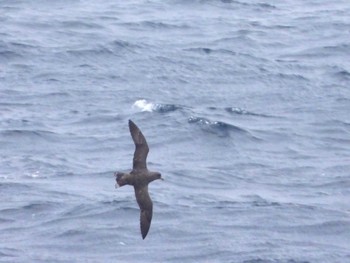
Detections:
[115, 120, 162, 239]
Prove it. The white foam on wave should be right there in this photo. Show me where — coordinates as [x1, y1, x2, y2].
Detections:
[25, 171, 40, 178]
[132, 99, 155, 112]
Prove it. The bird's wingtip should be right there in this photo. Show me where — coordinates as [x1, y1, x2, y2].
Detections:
[128, 119, 136, 127]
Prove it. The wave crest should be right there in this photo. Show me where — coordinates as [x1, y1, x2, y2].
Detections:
[188, 116, 249, 137]
[132, 99, 180, 113]
[225, 107, 271, 117]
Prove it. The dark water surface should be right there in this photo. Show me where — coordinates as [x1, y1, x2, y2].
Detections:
[1, 0, 350, 262]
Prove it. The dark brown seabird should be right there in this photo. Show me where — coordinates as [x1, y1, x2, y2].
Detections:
[115, 120, 162, 239]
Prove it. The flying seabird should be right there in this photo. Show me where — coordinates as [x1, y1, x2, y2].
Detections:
[115, 120, 163, 239]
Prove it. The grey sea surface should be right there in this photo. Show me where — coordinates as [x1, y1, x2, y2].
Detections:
[1, 0, 350, 262]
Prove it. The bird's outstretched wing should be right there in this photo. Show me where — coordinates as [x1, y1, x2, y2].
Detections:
[134, 186, 153, 239]
[129, 120, 149, 170]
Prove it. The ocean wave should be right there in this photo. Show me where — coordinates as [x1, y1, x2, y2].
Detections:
[188, 116, 249, 137]
[0, 248, 18, 258]
[0, 201, 60, 216]
[66, 46, 114, 57]
[224, 107, 273, 117]
[244, 195, 281, 207]
[174, 0, 276, 9]
[109, 40, 142, 51]
[0, 182, 32, 191]
[328, 66, 350, 80]
[336, 69, 350, 79]
[132, 99, 181, 113]
[0, 50, 22, 61]
[243, 259, 310, 263]
[287, 43, 350, 59]
[55, 229, 85, 238]
[0, 41, 39, 62]
[0, 129, 58, 141]
[60, 20, 105, 30]
[222, 1, 277, 9]
[293, 220, 350, 236]
[0, 218, 14, 223]
[122, 21, 189, 30]
[184, 47, 237, 56]
[75, 114, 122, 125]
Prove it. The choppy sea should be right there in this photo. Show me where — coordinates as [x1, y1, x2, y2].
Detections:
[1, 0, 350, 262]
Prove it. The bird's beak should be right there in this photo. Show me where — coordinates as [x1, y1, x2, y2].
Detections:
[160, 178, 164, 181]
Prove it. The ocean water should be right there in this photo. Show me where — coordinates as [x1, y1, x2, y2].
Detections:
[1, 0, 350, 262]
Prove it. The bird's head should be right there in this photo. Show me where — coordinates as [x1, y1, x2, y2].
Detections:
[149, 172, 163, 182]
[115, 172, 128, 187]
